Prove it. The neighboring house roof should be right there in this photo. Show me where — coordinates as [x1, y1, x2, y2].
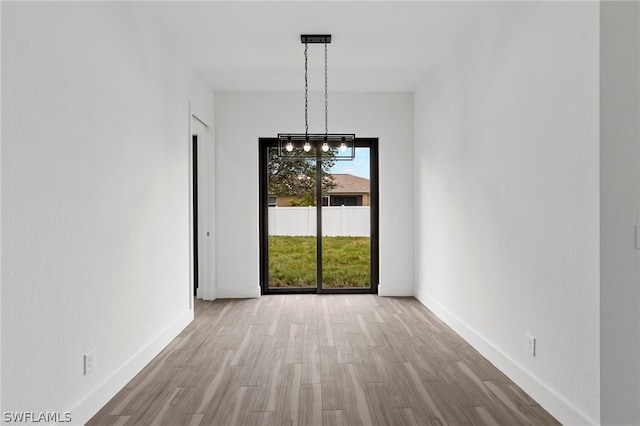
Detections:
[330, 174, 370, 194]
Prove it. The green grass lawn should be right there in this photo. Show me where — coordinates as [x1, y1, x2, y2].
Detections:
[269, 236, 370, 288]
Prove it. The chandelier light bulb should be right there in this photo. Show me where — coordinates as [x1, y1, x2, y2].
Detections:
[303, 142, 311, 152]
[322, 142, 329, 152]
[286, 142, 294, 152]
[340, 142, 347, 152]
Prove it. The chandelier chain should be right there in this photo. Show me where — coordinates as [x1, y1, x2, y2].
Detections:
[304, 42, 309, 137]
[324, 42, 328, 136]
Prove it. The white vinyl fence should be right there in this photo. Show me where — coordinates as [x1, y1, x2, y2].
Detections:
[269, 206, 370, 237]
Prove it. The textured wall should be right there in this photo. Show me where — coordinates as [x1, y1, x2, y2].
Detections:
[600, 2, 640, 424]
[1, 2, 213, 422]
[413, 3, 600, 424]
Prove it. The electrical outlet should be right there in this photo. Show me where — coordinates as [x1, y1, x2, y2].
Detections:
[526, 334, 536, 357]
[84, 350, 95, 375]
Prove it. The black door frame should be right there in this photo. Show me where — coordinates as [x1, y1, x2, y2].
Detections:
[259, 137, 379, 294]
[192, 135, 199, 296]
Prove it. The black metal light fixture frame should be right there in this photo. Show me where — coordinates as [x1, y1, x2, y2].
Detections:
[278, 34, 356, 161]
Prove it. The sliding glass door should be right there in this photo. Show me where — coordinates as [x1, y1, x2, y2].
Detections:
[259, 138, 378, 294]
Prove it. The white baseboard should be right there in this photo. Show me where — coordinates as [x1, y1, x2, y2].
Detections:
[215, 285, 261, 299]
[196, 285, 216, 301]
[66, 309, 194, 426]
[414, 287, 596, 426]
[378, 283, 413, 297]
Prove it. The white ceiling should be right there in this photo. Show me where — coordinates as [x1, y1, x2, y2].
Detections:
[131, 1, 520, 92]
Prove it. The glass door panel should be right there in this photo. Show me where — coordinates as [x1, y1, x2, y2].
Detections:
[322, 147, 371, 289]
[267, 146, 317, 289]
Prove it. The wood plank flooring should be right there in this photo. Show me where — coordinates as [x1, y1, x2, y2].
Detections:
[88, 295, 560, 426]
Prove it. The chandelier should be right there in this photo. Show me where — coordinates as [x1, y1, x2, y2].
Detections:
[277, 34, 355, 160]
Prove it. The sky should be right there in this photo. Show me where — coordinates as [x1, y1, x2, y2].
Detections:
[329, 147, 370, 179]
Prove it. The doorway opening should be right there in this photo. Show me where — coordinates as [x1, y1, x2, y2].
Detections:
[259, 138, 379, 294]
[191, 115, 211, 300]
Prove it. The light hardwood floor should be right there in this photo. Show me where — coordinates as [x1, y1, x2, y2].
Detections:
[88, 295, 560, 425]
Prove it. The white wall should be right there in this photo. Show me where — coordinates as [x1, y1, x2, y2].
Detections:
[413, 3, 600, 424]
[1, 3, 213, 423]
[0, 1, 4, 414]
[600, 2, 640, 425]
[215, 91, 413, 297]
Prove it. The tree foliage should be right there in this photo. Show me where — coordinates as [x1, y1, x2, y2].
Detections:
[268, 147, 336, 204]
